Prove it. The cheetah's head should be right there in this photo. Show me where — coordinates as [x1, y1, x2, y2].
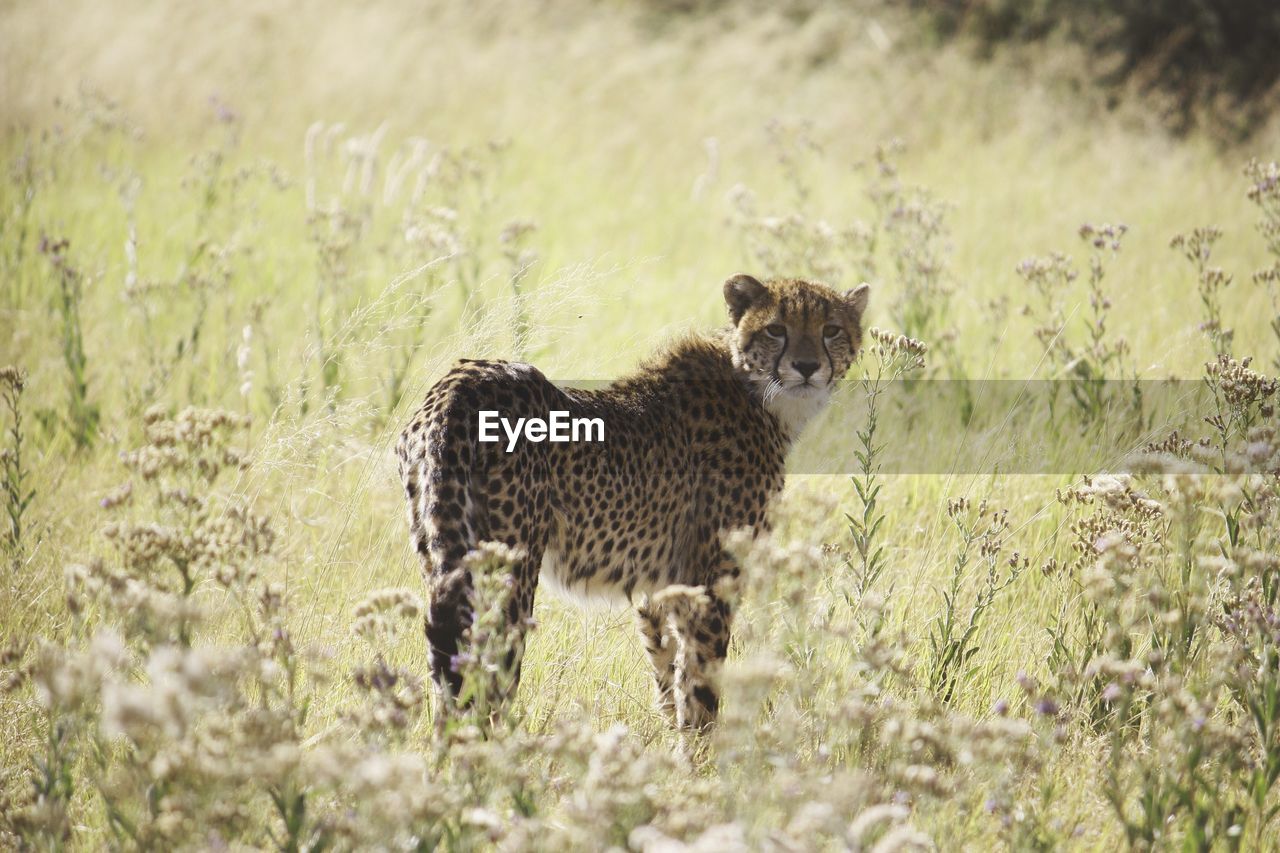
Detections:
[724, 274, 870, 432]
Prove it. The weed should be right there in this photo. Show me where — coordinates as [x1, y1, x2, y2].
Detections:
[1247, 159, 1280, 373]
[1018, 223, 1139, 425]
[1172, 226, 1235, 357]
[845, 328, 927, 601]
[927, 498, 1028, 705]
[1, 367, 34, 560]
[6, 11, 1280, 845]
[38, 236, 98, 449]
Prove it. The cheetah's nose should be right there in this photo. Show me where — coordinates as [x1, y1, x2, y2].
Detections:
[793, 361, 820, 379]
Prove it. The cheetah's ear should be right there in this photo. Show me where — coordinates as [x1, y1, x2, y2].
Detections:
[724, 274, 768, 324]
[844, 282, 871, 316]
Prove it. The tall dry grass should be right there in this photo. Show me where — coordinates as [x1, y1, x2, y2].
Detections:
[3, 1, 1280, 849]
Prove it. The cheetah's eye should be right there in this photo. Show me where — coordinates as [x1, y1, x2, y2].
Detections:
[823, 324, 842, 339]
[765, 324, 786, 338]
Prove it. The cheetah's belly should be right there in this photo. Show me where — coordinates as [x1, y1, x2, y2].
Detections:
[537, 519, 687, 609]
[538, 548, 631, 608]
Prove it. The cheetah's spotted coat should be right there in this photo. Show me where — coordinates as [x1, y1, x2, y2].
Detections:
[397, 275, 869, 730]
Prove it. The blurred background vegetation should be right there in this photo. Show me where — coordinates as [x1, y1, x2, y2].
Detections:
[638, 0, 1280, 137]
[4, 1, 1280, 848]
[913, 0, 1280, 135]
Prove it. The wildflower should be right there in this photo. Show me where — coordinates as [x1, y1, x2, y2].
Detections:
[867, 327, 928, 368]
[1205, 354, 1278, 410]
[351, 587, 425, 642]
[99, 481, 133, 509]
[0, 366, 24, 392]
[1079, 222, 1127, 252]
[1245, 159, 1280, 204]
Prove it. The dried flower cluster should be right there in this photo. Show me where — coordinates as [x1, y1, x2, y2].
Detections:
[1018, 222, 1137, 421]
[866, 328, 928, 370]
[1172, 226, 1235, 355]
[10, 101, 1280, 851]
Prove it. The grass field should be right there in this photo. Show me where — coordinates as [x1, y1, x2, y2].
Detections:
[4, 1, 1280, 849]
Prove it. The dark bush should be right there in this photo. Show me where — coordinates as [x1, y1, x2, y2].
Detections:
[913, 0, 1280, 134]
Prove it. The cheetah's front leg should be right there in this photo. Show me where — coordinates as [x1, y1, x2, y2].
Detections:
[643, 586, 733, 733]
[636, 601, 678, 725]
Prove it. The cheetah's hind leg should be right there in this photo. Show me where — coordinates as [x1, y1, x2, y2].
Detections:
[647, 585, 733, 735]
[425, 541, 542, 724]
[424, 565, 473, 702]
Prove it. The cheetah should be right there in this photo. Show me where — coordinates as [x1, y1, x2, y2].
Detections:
[396, 274, 869, 731]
